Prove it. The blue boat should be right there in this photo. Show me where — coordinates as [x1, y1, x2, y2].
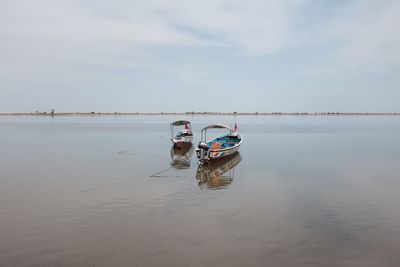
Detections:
[196, 124, 242, 163]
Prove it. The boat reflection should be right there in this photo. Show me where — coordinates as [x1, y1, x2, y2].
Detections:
[170, 144, 194, 169]
[196, 152, 242, 189]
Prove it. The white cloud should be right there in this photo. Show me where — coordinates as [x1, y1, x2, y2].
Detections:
[157, 0, 299, 55]
[327, 0, 400, 69]
[0, 1, 202, 46]
[0, 0, 300, 55]
[1, 0, 399, 68]
[1, 0, 399, 113]
[0, 0, 306, 95]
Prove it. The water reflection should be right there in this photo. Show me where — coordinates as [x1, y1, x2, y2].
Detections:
[196, 152, 242, 190]
[170, 144, 194, 169]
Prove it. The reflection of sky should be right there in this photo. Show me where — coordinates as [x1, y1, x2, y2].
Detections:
[1, 115, 400, 265]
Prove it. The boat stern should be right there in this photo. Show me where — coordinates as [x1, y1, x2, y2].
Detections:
[196, 142, 210, 162]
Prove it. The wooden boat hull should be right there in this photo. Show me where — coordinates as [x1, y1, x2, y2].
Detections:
[196, 143, 240, 162]
[196, 133, 242, 162]
[171, 136, 194, 146]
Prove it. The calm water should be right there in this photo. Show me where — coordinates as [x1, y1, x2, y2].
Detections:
[1, 115, 400, 266]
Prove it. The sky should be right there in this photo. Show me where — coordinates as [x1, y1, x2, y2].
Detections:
[0, 0, 399, 112]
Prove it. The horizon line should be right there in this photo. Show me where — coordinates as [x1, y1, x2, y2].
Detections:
[1, 112, 400, 116]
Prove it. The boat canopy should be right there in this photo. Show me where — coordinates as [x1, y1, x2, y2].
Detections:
[170, 120, 191, 126]
[201, 124, 232, 132]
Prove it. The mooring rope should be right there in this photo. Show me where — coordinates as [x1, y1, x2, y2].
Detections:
[149, 167, 173, 177]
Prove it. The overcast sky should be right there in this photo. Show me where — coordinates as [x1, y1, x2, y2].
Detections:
[1, 0, 399, 112]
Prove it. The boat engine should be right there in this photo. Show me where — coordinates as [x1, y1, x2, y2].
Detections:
[198, 142, 209, 150]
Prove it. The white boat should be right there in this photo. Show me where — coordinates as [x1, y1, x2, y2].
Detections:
[170, 120, 194, 147]
[196, 124, 242, 163]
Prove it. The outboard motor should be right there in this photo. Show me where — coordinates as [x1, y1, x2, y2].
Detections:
[196, 142, 210, 162]
[198, 142, 209, 150]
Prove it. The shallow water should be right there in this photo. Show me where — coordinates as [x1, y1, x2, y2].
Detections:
[1, 115, 400, 266]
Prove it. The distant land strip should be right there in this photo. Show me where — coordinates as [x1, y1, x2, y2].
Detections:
[0, 112, 399, 116]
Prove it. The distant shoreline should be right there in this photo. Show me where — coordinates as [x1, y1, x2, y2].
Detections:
[0, 112, 399, 116]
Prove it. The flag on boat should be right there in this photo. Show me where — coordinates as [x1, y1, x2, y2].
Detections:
[234, 123, 238, 132]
